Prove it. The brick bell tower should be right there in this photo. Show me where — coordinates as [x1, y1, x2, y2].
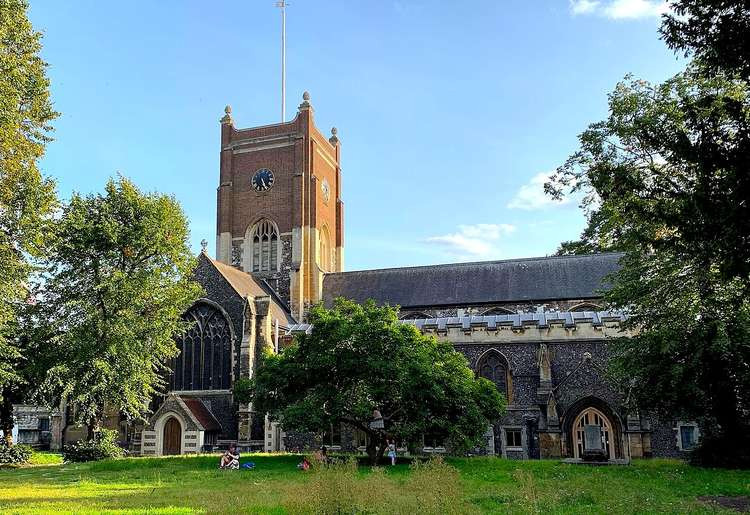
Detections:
[216, 92, 344, 321]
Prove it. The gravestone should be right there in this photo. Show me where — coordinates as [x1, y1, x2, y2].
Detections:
[582, 424, 607, 461]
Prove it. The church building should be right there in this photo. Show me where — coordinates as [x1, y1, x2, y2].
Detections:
[139, 93, 698, 461]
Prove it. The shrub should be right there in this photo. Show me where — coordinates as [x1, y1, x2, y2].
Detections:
[63, 429, 125, 462]
[689, 428, 750, 468]
[0, 442, 33, 465]
[232, 378, 253, 404]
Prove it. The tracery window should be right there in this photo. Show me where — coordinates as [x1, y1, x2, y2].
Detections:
[170, 302, 232, 391]
[399, 311, 431, 320]
[481, 307, 515, 315]
[250, 219, 279, 272]
[570, 302, 602, 312]
[478, 351, 509, 400]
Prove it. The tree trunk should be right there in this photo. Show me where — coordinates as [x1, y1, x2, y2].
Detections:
[0, 394, 14, 446]
[376, 434, 387, 464]
[366, 437, 378, 466]
[86, 417, 101, 441]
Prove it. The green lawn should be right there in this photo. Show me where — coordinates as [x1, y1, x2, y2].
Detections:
[0, 453, 748, 514]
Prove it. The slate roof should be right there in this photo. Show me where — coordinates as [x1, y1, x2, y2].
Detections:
[321, 252, 623, 309]
[284, 310, 626, 335]
[180, 397, 222, 432]
[202, 254, 296, 326]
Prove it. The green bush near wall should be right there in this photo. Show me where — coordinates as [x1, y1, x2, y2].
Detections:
[62, 429, 125, 462]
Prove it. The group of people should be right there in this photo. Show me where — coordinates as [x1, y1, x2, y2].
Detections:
[219, 439, 399, 471]
[297, 440, 398, 469]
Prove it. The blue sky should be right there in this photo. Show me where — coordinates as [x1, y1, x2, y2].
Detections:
[28, 0, 683, 271]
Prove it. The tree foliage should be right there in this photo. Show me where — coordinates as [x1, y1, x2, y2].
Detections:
[0, 0, 58, 444]
[245, 299, 505, 464]
[661, 0, 750, 79]
[40, 177, 201, 438]
[548, 70, 750, 466]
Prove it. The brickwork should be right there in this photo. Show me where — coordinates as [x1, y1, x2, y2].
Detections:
[216, 95, 344, 319]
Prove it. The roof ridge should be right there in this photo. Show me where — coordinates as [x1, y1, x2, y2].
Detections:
[324, 252, 625, 276]
[199, 253, 296, 325]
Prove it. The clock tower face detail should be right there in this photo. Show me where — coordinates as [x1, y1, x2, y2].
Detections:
[251, 168, 275, 191]
[216, 93, 344, 321]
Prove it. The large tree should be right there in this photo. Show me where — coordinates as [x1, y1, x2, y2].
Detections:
[243, 299, 505, 464]
[547, 69, 750, 467]
[661, 0, 750, 79]
[0, 0, 58, 445]
[41, 177, 201, 439]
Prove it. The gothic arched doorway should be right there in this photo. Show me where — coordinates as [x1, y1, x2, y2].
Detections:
[572, 407, 613, 460]
[163, 417, 181, 455]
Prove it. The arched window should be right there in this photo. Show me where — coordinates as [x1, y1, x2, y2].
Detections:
[481, 307, 516, 316]
[477, 350, 511, 401]
[249, 219, 279, 273]
[570, 302, 602, 312]
[399, 311, 431, 320]
[170, 302, 232, 391]
[319, 225, 332, 272]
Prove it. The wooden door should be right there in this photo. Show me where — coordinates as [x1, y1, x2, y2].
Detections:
[163, 418, 181, 455]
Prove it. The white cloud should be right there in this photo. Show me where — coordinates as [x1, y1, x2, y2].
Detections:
[604, 0, 668, 19]
[425, 223, 516, 258]
[507, 172, 570, 211]
[570, 0, 600, 15]
[570, 0, 668, 19]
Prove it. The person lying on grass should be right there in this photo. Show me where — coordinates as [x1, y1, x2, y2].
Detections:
[219, 443, 240, 470]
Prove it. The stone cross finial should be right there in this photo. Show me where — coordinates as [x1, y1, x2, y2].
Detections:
[221, 105, 233, 124]
[329, 126, 339, 145]
[299, 91, 311, 109]
[200, 239, 208, 253]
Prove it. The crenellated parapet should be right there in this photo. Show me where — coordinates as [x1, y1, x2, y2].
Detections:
[286, 311, 630, 342]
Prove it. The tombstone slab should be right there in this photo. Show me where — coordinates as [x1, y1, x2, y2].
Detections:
[582, 424, 607, 461]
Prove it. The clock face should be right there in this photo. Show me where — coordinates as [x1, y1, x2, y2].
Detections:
[251, 168, 275, 191]
[321, 178, 331, 203]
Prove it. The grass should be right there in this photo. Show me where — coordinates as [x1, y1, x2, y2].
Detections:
[28, 452, 64, 466]
[0, 453, 747, 514]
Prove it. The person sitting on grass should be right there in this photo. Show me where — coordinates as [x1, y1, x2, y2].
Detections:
[219, 443, 240, 470]
[314, 445, 329, 465]
[297, 457, 310, 471]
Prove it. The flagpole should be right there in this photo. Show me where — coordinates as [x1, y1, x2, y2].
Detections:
[276, 1, 287, 123]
